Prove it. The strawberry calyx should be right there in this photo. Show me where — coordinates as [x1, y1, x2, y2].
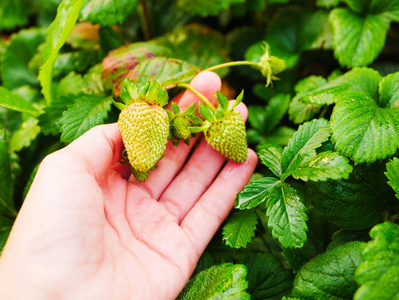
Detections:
[114, 78, 169, 109]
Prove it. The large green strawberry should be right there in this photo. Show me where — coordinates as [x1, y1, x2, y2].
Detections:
[191, 91, 247, 163]
[116, 79, 169, 180]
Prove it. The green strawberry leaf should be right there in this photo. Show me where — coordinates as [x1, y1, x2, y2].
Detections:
[235, 177, 280, 210]
[0, 0, 30, 31]
[265, 126, 296, 146]
[38, 0, 86, 104]
[329, 8, 390, 67]
[257, 143, 283, 178]
[128, 57, 200, 89]
[0, 87, 41, 116]
[0, 127, 16, 216]
[385, 158, 399, 199]
[59, 94, 112, 143]
[378, 71, 399, 107]
[154, 24, 230, 77]
[354, 222, 399, 300]
[0, 215, 14, 254]
[176, 0, 244, 17]
[331, 93, 399, 164]
[266, 182, 308, 249]
[290, 151, 352, 182]
[222, 209, 258, 249]
[52, 50, 102, 78]
[184, 103, 197, 115]
[244, 253, 294, 300]
[293, 242, 365, 300]
[1, 28, 46, 90]
[9, 118, 41, 153]
[281, 119, 329, 176]
[38, 94, 77, 136]
[308, 161, 390, 230]
[80, 0, 139, 26]
[177, 263, 249, 300]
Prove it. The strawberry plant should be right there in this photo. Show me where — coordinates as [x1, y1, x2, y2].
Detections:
[1, 0, 399, 299]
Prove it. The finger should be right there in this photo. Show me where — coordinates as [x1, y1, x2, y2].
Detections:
[181, 149, 258, 257]
[133, 71, 222, 199]
[62, 123, 125, 179]
[159, 100, 248, 222]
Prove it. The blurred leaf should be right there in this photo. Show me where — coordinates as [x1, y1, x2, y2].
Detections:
[288, 97, 321, 125]
[249, 94, 290, 133]
[327, 229, 371, 251]
[128, 57, 200, 88]
[223, 210, 258, 249]
[265, 126, 295, 146]
[9, 118, 41, 153]
[235, 177, 280, 209]
[177, 263, 249, 299]
[293, 242, 365, 300]
[176, 0, 244, 17]
[316, 0, 339, 8]
[0, 127, 16, 216]
[0, 0, 30, 31]
[0, 215, 14, 254]
[101, 42, 170, 96]
[53, 50, 102, 78]
[38, 0, 86, 104]
[244, 253, 293, 300]
[308, 162, 388, 230]
[386, 157, 399, 199]
[59, 94, 112, 143]
[1, 28, 46, 90]
[0, 87, 41, 115]
[80, 0, 139, 26]
[264, 7, 331, 68]
[330, 8, 390, 67]
[154, 24, 230, 77]
[354, 222, 399, 300]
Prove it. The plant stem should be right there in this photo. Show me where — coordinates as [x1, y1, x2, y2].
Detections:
[177, 83, 216, 113]
[139, 0, 152, 40]
[204, 61, 260, 72]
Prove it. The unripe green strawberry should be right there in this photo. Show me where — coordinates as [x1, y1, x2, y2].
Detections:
[115, 80, 170, 181]
[191, 90, 248, 163]
[171, 116, 191, 141]
[118, 100, 169, 172]
[205, 109, 247, 163]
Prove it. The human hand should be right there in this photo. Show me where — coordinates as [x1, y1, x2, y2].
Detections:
[0, 72, 257, 300]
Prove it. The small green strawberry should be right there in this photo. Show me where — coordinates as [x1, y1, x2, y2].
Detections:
[258, 42, 286, 87]
[166, 102, 199, 146]
[116, 79, 170, 181]
[191, 91, 247, 163]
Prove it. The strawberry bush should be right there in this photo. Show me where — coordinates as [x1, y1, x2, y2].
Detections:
[1, 0, 399, 299]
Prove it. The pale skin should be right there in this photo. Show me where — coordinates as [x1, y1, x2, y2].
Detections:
[0, 72, 257, 300]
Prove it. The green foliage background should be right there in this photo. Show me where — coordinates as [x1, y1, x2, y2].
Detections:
[1, 0, 399, 298]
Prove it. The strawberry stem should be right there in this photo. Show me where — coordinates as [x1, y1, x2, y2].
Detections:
[204, 61, 260, 72]
[177, 83, 216, 113]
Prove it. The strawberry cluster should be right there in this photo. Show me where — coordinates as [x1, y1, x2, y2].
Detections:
[116, 79, 248, 182]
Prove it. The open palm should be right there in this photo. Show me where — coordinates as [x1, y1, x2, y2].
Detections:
[0, 72, 257, 300]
